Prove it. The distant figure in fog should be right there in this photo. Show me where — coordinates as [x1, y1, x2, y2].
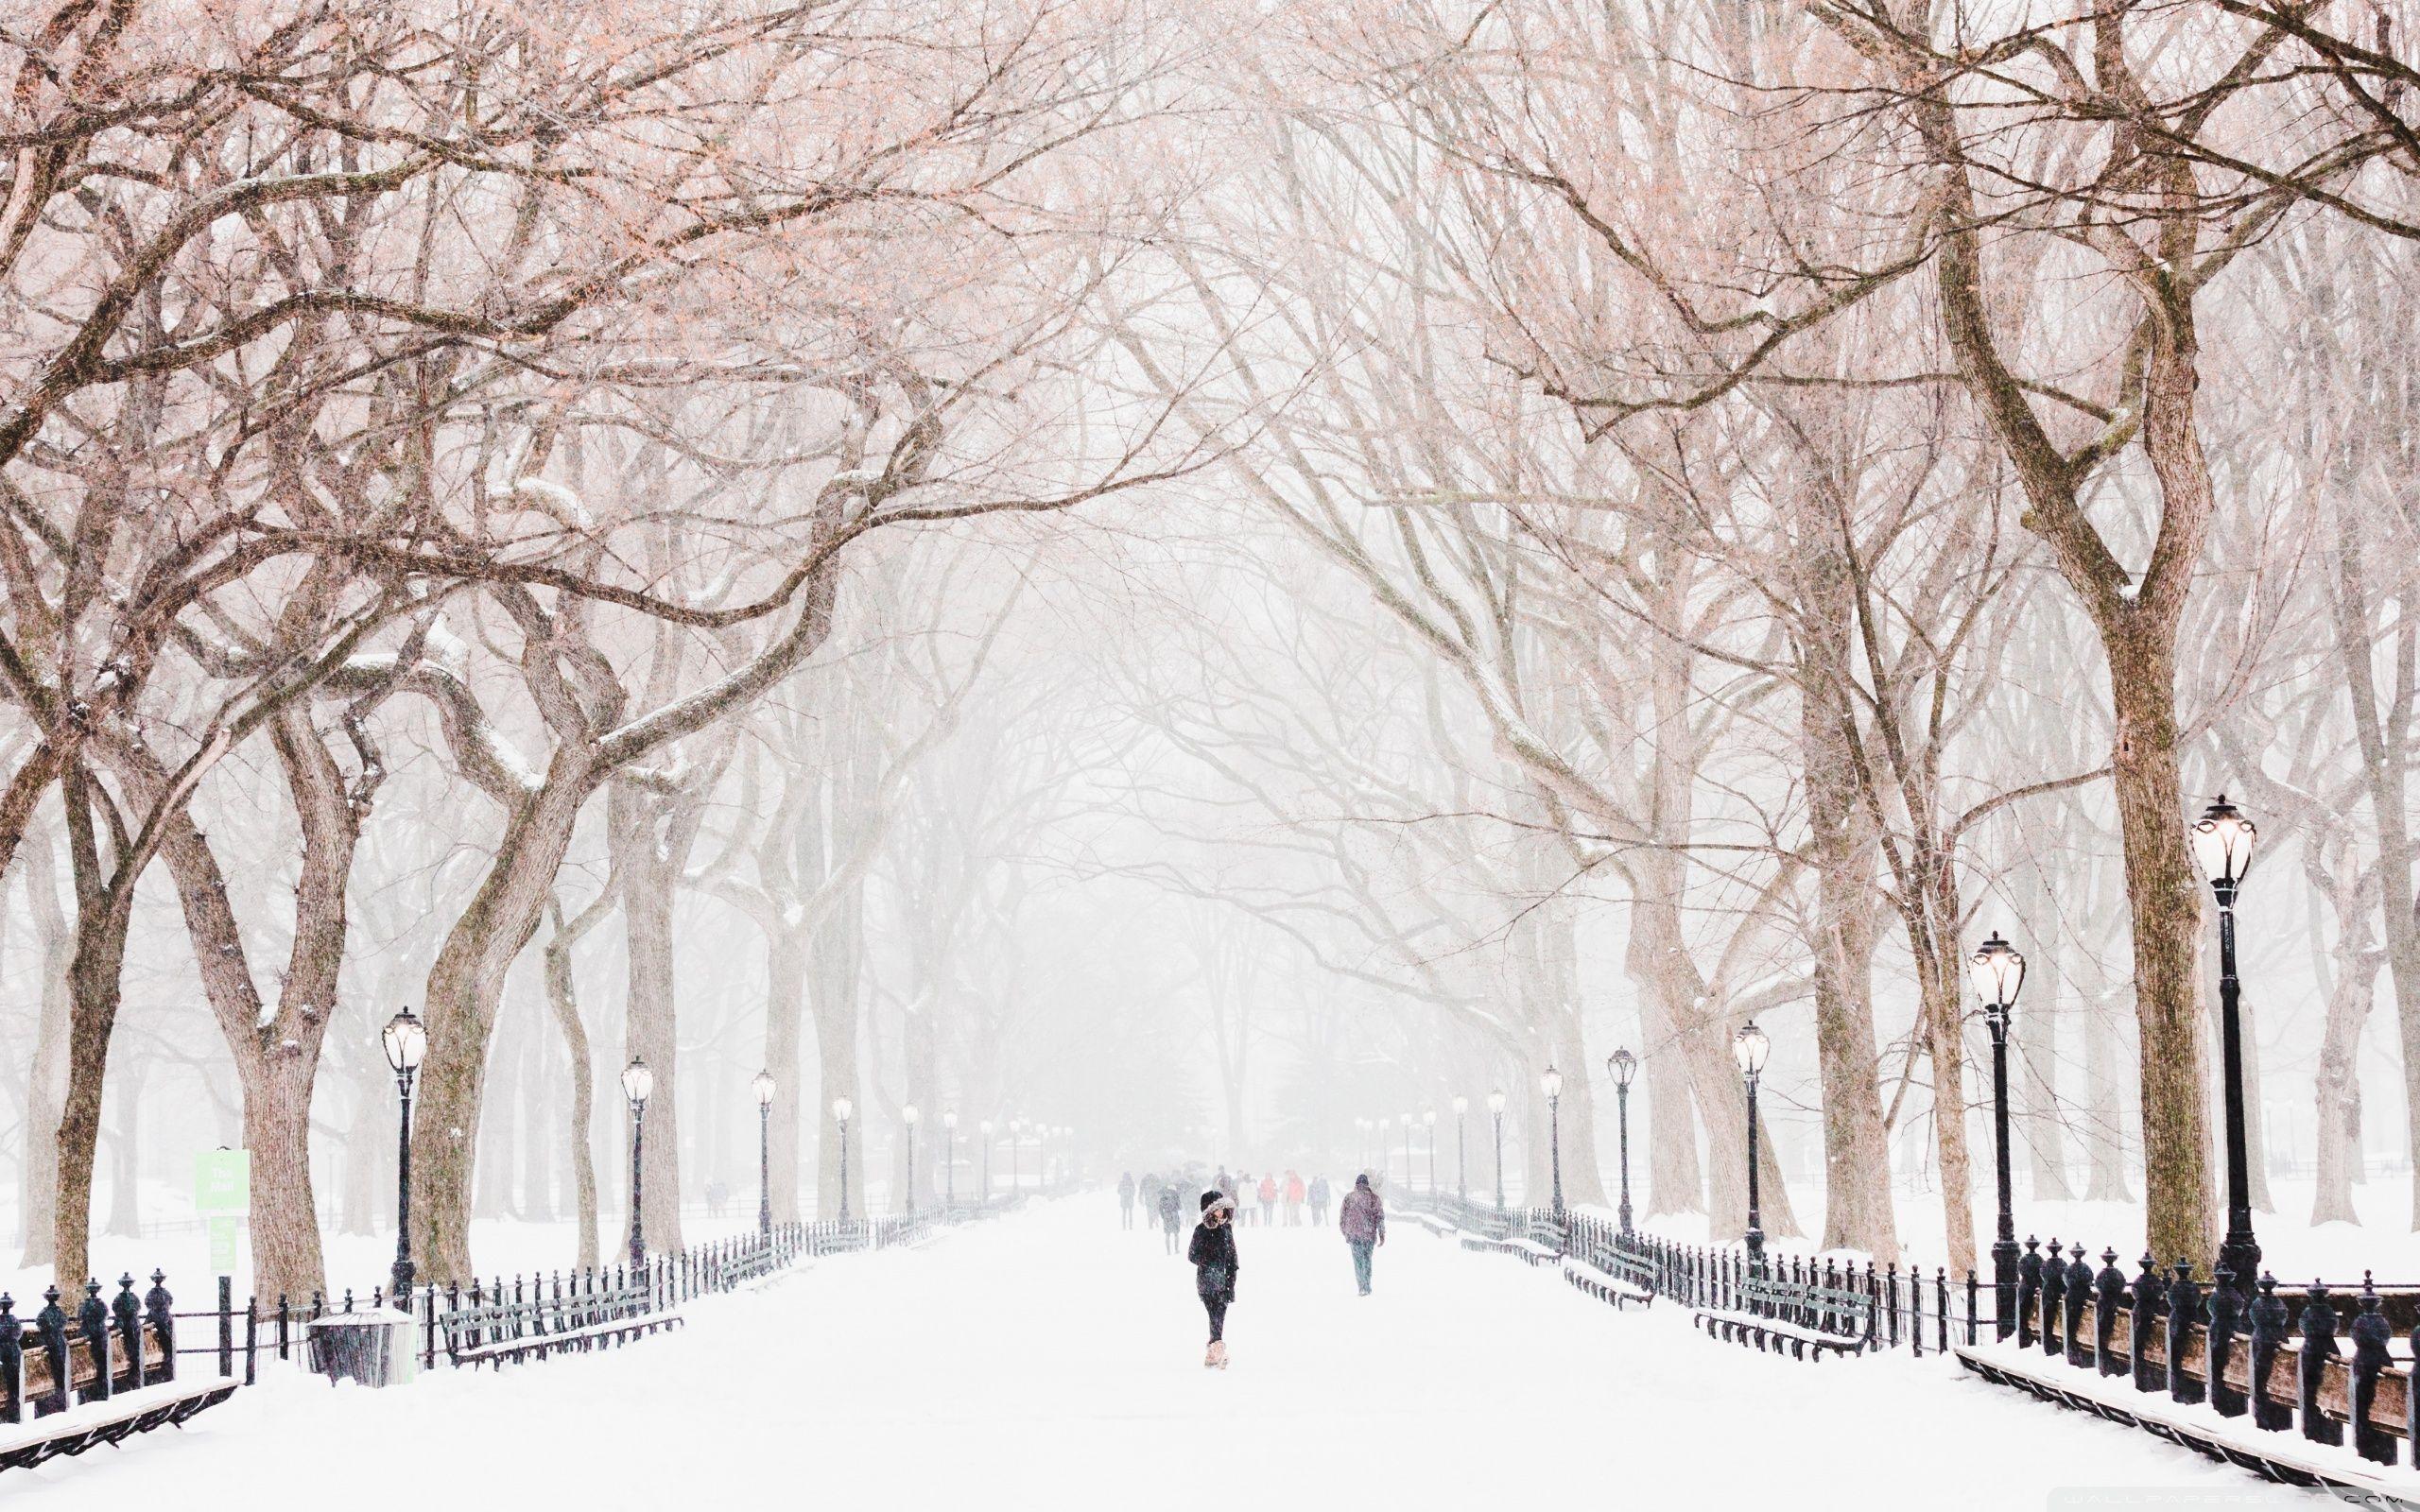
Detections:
[1284, 1170, 1305, 1226]
[1189, 1190, 1240, 1368]
[1256, 1172, 1277, 1227]
[1307, 1175, 1331, 1227]
[1117, 1171, 1136, 1228]
[1158, 1182, 1185, 1255]
[1339, 1174, 1386, 1297]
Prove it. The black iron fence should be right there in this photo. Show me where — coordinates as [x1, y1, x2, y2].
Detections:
[1398, 1190, 1976, 1359]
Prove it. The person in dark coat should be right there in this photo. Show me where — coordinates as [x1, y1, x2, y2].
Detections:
[1338, 1173, 1386, 1296]
[1117, 1171, 1136, 1229]
[1189, 1190, 1240, 1367]
[1158, 1182, 1185, 1254]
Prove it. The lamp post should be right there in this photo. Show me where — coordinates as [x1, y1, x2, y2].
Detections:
[1423, 1109, 1438, 1194]
[1399, 1111, 1413, 1191]
[903, 1104, 921, 1215]
[1606, 1048, 1637, 1236]
[381, 1008, 427, 1310]
[1487, 1090, 1507, 1210]
[1541, 1066, 1564, 1214]
[1733, 1022, 1770, 1272]
[832, 1097, 855, 1224]
[1451, 1096, 1468, 1203]
[979, 1119, 994, 1202]
[752, 1070, 775, 1237]
[942, 1109, 958, 1210]
[1010, 1118, 1024, 1195]
[622, 1057, 654, 1273]
[1970, 933, 2026, 1339]
[2194, 794, 2261, 1296]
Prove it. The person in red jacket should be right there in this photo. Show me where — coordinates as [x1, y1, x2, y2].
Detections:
[1256, 1172, 1277, 1227]
[1283, 1170, 1305, 1226]
[1338, 1173, 1386, 1296]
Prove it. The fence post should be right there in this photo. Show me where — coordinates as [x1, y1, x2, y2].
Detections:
[0, 1295, 20, 1424]
[2061, 1247, 2090, 1366]
[145, 1272, 174, 1384]
[209, 1276, 232, 1381]
[243, 1296, 258, 1385]
[37, 1286, 70, 1414]
[2092, 1251, 2124, 1377]
[2017, 1237, 2043, 1349]
[277, 1294, 290, 1363]
[2166, 1263, 2204, 1405]
[112, 1276, 142, 1391]
[2350, 1277, 2394, 1466]
[1966, 1270, 1979, 1349]
[2131, 1255, 2161, 1393]
[2206, 1269, 2245, 1418]
[2298, 1281, 2343, 1446]
[2250, 1273, 2290, 1431]
[2038, 1245, 2063, 1360]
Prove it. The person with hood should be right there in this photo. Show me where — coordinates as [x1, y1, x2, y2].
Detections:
[1189, 1190, 1240, 1367]
[1307, 1174, 1332, 1227]
[1117, 1171, 1136, 1229]
[1338, 1173, 1386, 1296]
[1158, 1181, 1185, 1255]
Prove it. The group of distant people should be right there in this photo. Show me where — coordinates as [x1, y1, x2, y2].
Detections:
[1115, 1164, 1387, 1368]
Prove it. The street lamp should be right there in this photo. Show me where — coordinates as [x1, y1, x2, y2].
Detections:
[1606, 1048, 1637, 1236]
[1733, 1022, 1770, 1271]
[752, 1070, 776, 1237]
[1423, 1109, 1438, 1194]
[903, 1104, 921, 1215]
[1010, 1118, 1025, 1195]
[942, 1109, 959, 1210]
[1487, 1090, 1507, 1211]
[2194, 793, 2260, 1295]
[1398, 1110, 1413, 1191]
[1451, 1096, 1468, 1203]
[1970, 932, 2025, 1339]
[978, 1119, 994, 1202]
[381, 1008, 426, 1310]
[621, 1057, 654, 1273]
[833, 1096, 855, 1224]
[1541, 1065, 1564, 1214]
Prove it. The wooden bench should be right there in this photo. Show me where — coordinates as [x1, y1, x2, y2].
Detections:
[1691, 1268, 1875, 1360]
[1563, 1254, 1654, 1311]
[434, 1279, 683, 1370]
[0, 1275, 239, 1474]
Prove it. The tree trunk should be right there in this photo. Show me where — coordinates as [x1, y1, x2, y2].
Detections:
[542, 900, 600, 1271]
[19, 829, 68, 1266]
[810, 888, 863, 1217]
[763, 930, 808, 1223]
[416, 768, 595, 1284]
[2106, 626, 2218, 1267]
[2014, 856, 2074, 1201]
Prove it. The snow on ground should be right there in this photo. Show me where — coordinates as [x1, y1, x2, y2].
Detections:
[9, 1194, 2268, 1510]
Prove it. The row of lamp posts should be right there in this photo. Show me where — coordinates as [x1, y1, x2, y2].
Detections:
[381, 1012, 1063, 1303]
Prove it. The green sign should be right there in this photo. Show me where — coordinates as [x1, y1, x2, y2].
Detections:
[207, 1216, 240, 1275]
[194, 1149, 250, 1215]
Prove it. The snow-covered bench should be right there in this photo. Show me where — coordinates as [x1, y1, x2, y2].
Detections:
[433, 1279, 683, 1370]
[1563, 1253, 1654, 1311]
[0, 1276, 237, 1474]
[1692, 1269, 1874, 1360]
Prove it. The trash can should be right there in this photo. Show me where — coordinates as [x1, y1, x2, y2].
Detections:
[306, 1311, 419, 1387]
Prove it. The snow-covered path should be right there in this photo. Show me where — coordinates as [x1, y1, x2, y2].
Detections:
[20, 1195, 2262, 1509]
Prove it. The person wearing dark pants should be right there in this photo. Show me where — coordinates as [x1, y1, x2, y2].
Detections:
[1159, 1184, 1185, 1255]
[1118, 1171, 1136, 1229]
[1338, 1172, 1386, 1297]
[1189, 1191, 1239, 1367]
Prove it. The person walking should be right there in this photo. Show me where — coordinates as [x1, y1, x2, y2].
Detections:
[1256, 1172, 1277, 1228]
[1189, 1190, 1240, 1368]
[1117, 1171, 1136, 1229]
[1308, 1174, 1331, 1227]
[1339, 1173, 1386, 1296]
[1158, 1182, 1185, 1255]
[1284, 1170, 1305, 1226]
